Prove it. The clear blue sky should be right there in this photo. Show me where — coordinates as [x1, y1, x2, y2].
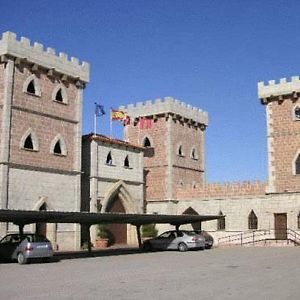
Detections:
[2, 0, 300, 183]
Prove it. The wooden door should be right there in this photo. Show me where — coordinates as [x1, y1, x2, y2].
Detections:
[274, 213, 287, 240]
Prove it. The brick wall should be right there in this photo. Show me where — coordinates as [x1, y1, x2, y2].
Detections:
[175, 180, 266, 199]
[268, 98, 300, 192]
[126, 117, 168, 200]
[9, 65, 78, 172]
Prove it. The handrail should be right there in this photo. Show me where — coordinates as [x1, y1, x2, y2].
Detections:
[218, 228, 300, 246]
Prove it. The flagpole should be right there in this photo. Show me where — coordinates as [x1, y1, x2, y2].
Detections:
[94, 103, 97, 135]
[110, 109, 112, 138]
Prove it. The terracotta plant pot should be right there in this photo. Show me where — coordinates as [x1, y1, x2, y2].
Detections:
[95, 238, 109, 248]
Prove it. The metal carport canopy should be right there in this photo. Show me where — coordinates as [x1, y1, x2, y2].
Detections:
[0, 209, 222, 226]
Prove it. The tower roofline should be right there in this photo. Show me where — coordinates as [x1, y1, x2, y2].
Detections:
[258, 76, 300, 104]
[119, 96, 208, 126]
[0, 31, 89, 83]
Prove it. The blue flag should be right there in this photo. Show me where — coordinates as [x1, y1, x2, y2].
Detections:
[95, 103, 105, 117]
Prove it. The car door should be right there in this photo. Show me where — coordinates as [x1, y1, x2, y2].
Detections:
[152, 232, 176, 250]
[0, 234, 18, 260]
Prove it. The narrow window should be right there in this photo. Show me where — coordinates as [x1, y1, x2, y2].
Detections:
[143, 137, 151, 148]
[124, 155, 129, 167]
[298, 213, 300, 229]
[53, 141, 62, 155]
[27, 80, 36, 94]
[106, 151, 113, 165]
[24, 134, 34, 150]
[178, 145, 183, 156]
[55, 89, 63, 102]
[217, 211, 225, 231]
[295, 154, 300, 175]
[295, 107, 300, 120]
[248, 210, 258, 230]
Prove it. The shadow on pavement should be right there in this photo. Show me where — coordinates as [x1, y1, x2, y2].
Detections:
[53, 245, 143, 262]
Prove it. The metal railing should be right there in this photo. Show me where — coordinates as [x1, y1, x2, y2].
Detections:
[218, 228, 300, 246]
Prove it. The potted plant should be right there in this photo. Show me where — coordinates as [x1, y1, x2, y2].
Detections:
[141, 223, 158, 241]
[95, 224, 109, 248]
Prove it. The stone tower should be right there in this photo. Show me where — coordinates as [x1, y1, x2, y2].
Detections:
[258, 77, 300, 194]
[0, 32, 89, 250]
[120, 97, 208, 207]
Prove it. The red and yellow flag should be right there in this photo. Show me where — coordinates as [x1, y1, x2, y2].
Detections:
[111, 109, 126, 121]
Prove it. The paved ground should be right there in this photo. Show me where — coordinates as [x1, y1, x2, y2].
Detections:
[1, 247, 300, 299]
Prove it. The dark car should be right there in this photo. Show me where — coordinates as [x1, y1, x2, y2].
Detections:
[190, 230, 214, 249]
[143, 230, 205, 252]
[0, 233, 53, 264]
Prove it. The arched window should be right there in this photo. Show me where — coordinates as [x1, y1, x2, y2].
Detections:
[106, 151, 113, 165]
[217, 211, 225, 231]
[52, 84, 68, 104]
[248, 210, 258, 230]
[143, 137, 151, 148]
[50, 134, 67, 156]
[54, 141, 62, 155]
[298, 212, 300, 229]
[27, 80, 35, 94]
[191, 148, 198, 160]
[295, 106, 300, 120]
[55, 89, 63, 102]
[178, 145, 183, 156]
[124, 155, 130, 168]
[20, 129, 39, 151]
[24, 134, 34, 150]
[296, 154, 300, 175]
[23, 74, 41, 97]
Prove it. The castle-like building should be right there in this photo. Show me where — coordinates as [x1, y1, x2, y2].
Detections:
[1, 31, 300, 250]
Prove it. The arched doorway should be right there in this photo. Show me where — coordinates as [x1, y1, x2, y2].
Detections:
[182, 207, 201, 230]
[101, 181, 135, 245]
[106, 195, 127, 244]
[36, 202, 47, 236]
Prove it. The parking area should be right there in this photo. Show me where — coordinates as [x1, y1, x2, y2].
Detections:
[1, 247, 300, 299]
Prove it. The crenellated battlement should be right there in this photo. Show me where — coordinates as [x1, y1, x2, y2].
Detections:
[176, 180, 266, 199]
[120, 96, 208, 126]
[258, 76, 300, 102]
[0, 31, 89, 82]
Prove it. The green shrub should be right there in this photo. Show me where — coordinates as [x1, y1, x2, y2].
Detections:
[97, 224, 109, 239]
[141, 224, 158, 238]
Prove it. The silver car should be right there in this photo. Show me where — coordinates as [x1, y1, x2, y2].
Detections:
[143, 230, 205, 252]
[0, 233, 53, 264]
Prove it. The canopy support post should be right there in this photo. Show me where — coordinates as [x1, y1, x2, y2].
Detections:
[87, 224, 92, 254]
[18, 224, 24, 235]
[136, 224, 142, 249]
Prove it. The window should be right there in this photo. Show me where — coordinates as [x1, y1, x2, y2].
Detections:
[191, 148, 198, 160]
[143, 137, 151, 148]
[24, 135, 34, 150]
[295, 106, 300, 120]
[50, 134, 67, 156]
[217, 211, 225, 231]
[178, 145, 183, 156]
[52, 85, 68, 104]
[20, 129, 39, 151]
[106, 151, 113, 165]
[248, 210, 258, 230]
[23, 74, 41, 97]
[124, 155, 130, 168]
[27, 80, 35, 94]
[298, 213, 300, 229]
[53, 141, 62, 155]
[296, 154, 300, 175]
[55, 89, 63, 102]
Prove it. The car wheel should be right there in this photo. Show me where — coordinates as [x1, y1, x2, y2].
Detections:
[206, 245, 212, 249]
[178, 242, 188, 252]
[17, 252, 27, 265]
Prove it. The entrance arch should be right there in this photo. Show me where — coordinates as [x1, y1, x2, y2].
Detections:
[182, 207, 201, 230]
[101, 181, 135, 244]
[32, 197, 57, 246]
